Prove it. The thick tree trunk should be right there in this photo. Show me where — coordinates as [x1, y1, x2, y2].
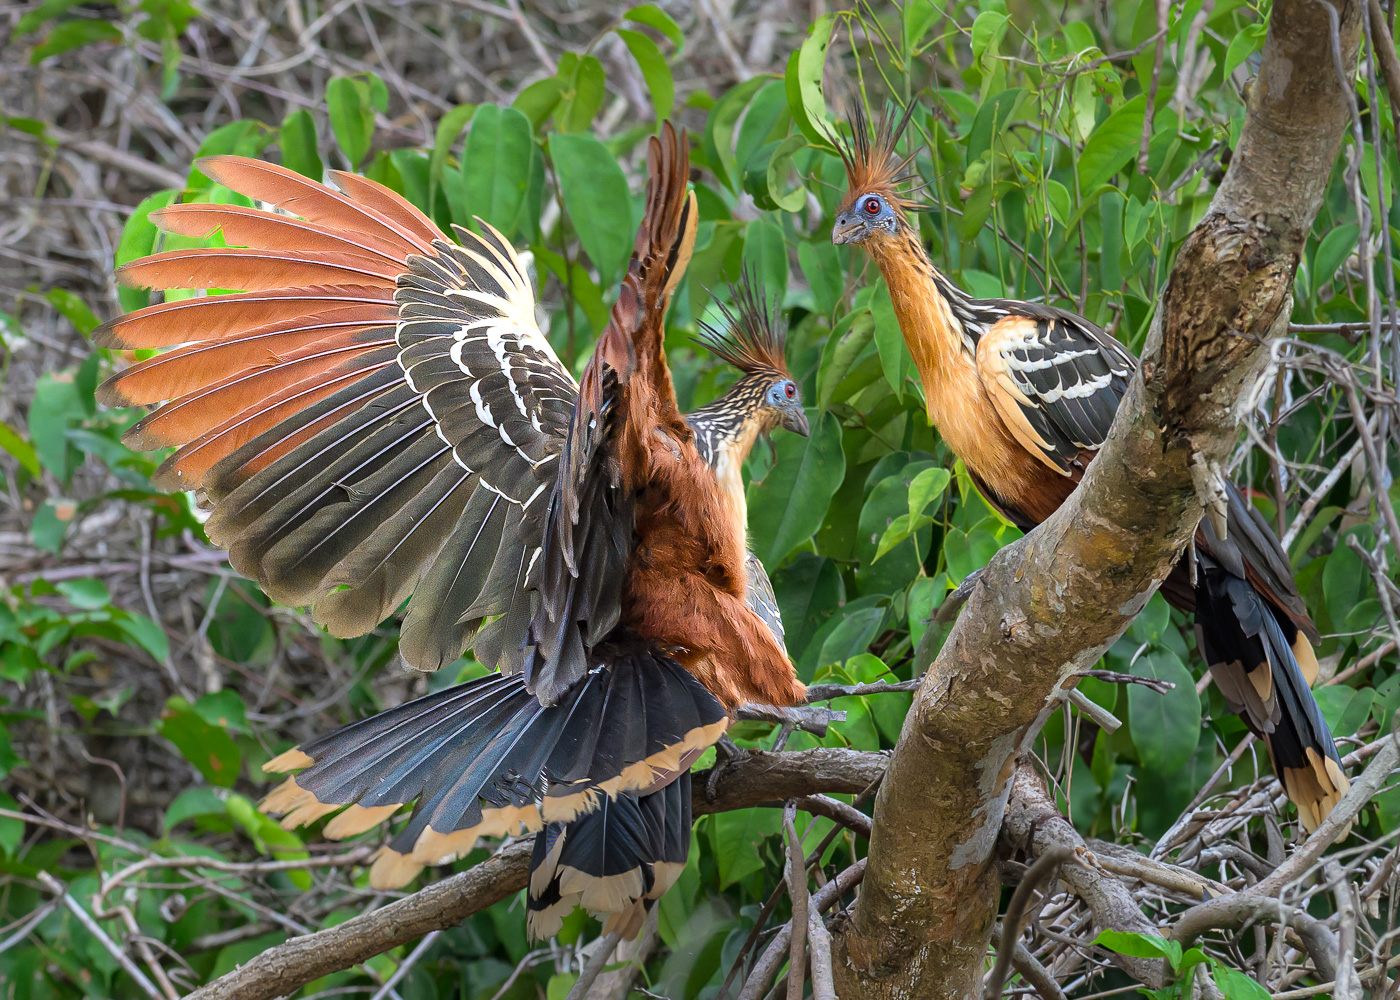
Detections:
[831, 1, 1364, 996]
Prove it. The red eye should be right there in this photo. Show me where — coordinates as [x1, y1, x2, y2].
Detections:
[784, 382, 796, 399]
[863, 197, 882, 215]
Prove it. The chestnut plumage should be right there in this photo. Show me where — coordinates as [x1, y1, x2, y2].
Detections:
[100, 124, 804, 938]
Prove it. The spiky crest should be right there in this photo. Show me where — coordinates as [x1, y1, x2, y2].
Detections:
[694, 272, 791, 379]
[829, 101, 927, 214]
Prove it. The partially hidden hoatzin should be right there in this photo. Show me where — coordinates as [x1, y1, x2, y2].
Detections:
[95, 123, 808, 937]
[830, 108, 1348, 833]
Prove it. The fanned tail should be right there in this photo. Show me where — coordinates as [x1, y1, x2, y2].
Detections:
[1195, 558, 1349, 833]
[261, 650, 726, 891]
[527, 771, 691, 941]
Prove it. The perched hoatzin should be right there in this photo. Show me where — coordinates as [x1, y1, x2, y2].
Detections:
[829, 107, 1348, 832]
[96, 123, 806, 936]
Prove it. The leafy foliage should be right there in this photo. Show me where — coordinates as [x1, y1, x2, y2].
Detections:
[1, 0, 1397, 996]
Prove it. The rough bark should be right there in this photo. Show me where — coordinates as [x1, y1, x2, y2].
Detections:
[188, 747, 885, 1000]
[831, 2, 1364, 996]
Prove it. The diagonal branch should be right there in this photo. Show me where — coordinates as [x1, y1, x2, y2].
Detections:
[832, 0, 1366, 995]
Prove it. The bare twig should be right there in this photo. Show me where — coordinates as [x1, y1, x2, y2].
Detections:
[783, 802, 809, 1000]
[986, 847, 1075, 999]
[565, 933, 622, 1000]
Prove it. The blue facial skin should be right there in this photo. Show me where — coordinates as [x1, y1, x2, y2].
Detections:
[767, 379, 810, 436]
[832, 192, 897, 246]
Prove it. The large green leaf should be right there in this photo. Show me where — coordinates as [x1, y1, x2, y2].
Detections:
[1127, 650, 1200, 773]
[1077, 94, 1147, 193]
[158, 697, 242, 788]
[786, 14, 835, 145]
[279, 109, 322, 180]
[772, 553, 845, 663]
[459, 104, 534, 238]
[616, 29, 673, 121]
[748, 409, 845, 567]
[741, 217, 789, 304]
[550, 132, 634, 290]
[326, 76, 375, 167]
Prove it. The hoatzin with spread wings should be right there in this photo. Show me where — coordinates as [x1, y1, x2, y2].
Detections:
[829, 107, 1348, 833]
[96, 123, 807, 937]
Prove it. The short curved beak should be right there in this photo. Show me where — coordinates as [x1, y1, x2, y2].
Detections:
[783, 408, 811, 437]
[831, 216, 864, 245]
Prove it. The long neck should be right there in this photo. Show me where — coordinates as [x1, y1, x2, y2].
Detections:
[861, 219, 1030, 490]
[686, 388, 769, 535]
[867, 222, 980, 373]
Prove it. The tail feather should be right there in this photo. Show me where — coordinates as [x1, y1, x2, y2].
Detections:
[526, 772, 692, 941]
[261, 651, 727, 892]
[1195, 558, 1349, 833]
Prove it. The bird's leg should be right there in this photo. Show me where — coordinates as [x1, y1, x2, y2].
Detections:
[934, 567, 986, 624]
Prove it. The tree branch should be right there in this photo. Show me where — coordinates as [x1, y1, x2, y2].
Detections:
[187, 747, 886, 1000]
[833, 7, 1363, 992]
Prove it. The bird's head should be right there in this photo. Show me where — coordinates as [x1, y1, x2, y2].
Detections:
[829, 103, 925, 251]
[832, 190, 899, 247]
[695, 273, 809, 439]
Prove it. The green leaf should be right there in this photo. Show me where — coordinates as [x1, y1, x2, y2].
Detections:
[115, 190, 177, 311]
[816, 309, 874, 408]
[115, 610, 170, 662]
[551, 132, 634, 290]
[706, 76, 770, 193]
[873, 513, 914, 562]
[903, 0, 939, 52]
[818, 605, 886, 668]
[428, 105, 474, 215]
[786, 14, 834, 145]
[0, 421, 41, 479]
[45, 288, 99, 336]
[624, 4, 683, 50]
[741, 218, 789, 304]
[871, 282, 911, 399]
[164, 786, 229, 830]
[966, 87, 1023, 163]
[513, 78, 563, 130]
[189, 120, 273, 188]
[748, 409, 845, 567]
[1078, 94, 1147, 193]
[54, 577, 110, 610]
[765, 134, 808, 212]
[279, 109, 322, 180]
[772, 554, 844, 663]
[710, 808, 780, 887]
[16, 0, 85, 36]
[908, 467, 952, 519]
[1213, 963, 1271, 1000]
[1312, 224, 1359, 295]
[194, 690, 250, 733]
[616, 29, 674, 121]
[28, 371, 84, 480]
[1222, 22, 1267, 81]
[158, 696, 241, 787]
[1127, 650, 1200, 773]
[556, 53, 606, 133]
[30, 19, 121, 63]
[459, 105, 534, 238]
[1093, 929, 1182, 967]
[327, 76, 375, 166]
[30, 497, 75, 554]
[798, 240, 843, 315]
[970, 10, 1010, 62]
[1323, 529, 1369, 626]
